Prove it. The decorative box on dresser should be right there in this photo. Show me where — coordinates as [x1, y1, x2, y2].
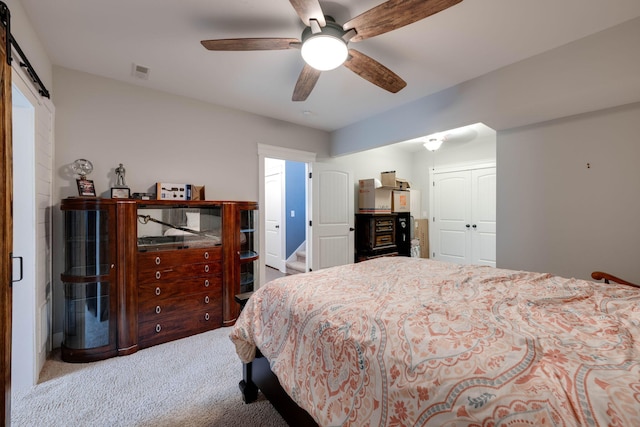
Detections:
[60, 198, 258, 362]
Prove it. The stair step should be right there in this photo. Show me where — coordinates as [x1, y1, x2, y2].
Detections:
[286, 260, 306, 274]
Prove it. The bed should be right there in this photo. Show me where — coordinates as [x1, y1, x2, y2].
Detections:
[229, 257, 640, 426]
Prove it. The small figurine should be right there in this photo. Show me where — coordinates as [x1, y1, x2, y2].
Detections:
[115, 163, 127, 187]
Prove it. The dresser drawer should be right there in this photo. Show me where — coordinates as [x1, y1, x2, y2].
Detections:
[138, 247, 221, 273]
[137, 261, 221, 284]
[138, 289, 222, 323]
[138, 306, 222, 348]
[138, 276, 221, 300]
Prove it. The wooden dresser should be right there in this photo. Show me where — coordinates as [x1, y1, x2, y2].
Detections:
[136, 247, 223, 348]
[60, 198, 258, 362]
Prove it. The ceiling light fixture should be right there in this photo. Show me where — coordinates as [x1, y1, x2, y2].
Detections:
[424, 138, 444, 151]
[301, 18, 349, 71]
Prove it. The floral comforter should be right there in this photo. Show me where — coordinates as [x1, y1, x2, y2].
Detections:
[230, 257, 640, 426]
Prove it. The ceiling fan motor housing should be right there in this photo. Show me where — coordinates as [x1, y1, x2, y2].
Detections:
[301, 16, 346, 41]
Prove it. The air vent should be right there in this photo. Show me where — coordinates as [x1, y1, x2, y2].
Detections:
[132, 63, 150, 80]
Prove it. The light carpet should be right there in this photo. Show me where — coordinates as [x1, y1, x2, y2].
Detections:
[11, 327, 288, 427]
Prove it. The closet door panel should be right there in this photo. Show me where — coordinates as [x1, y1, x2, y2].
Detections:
[471, 168, 496, 267]
[432, 171, 471, 263]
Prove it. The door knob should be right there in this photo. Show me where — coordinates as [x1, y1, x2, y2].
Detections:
[472, 224, 477, 228]
[275, 225, 279, 228]
[465, 224, 470, 228]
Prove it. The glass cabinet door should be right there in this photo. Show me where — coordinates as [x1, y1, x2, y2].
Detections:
[63, 209, 111, 277]
[136, 204, 222, 252]
[60, 198, 117, 362]
[239, 207, 259, 294]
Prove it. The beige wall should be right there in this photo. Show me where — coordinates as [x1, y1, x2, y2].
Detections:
[331, 17, 640, 156]
[53, 66, 331, 201]
[497, 102, 640, 283]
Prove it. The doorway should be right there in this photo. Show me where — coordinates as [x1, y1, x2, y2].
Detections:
[258, 145, 316, 287]
[11, 83, 37, 397]
[258, 144, 355, 287]
[264, 157, 309, 275]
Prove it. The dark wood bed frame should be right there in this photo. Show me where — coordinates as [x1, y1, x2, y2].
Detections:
[240, 349, 318, 426]
[238, 272, 638, 426]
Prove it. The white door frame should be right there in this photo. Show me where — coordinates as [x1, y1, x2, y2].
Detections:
[258, 144, 316, 287]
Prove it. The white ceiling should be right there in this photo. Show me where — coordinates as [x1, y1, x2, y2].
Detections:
[19, 0, 640, 132]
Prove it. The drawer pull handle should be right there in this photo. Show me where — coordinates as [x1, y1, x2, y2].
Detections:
[204, 296, 210, 304]
[155, 256, 161, 265]
[204, 252, 209, 259]
[204, 313, 210, 321]
[155, 271, 161, 280]
[204, 279, 210, 287]
[155, 305, 161, 314]
[204, 265, 210, 273]
[155, 324, 162, 333]
[155, 287, 161, 296]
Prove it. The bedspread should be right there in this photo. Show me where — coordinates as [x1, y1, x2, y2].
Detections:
[230, 257, 640, 426]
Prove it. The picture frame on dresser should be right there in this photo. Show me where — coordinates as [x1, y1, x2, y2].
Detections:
[110, 187, 130, 199]
[76, 178, 96, 197]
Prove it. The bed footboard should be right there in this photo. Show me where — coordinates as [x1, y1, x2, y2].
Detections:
[240, 353, 318, 426]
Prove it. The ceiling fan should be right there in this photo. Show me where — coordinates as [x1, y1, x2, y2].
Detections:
[201, 0, 463, 101]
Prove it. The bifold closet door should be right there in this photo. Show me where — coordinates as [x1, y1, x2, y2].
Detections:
[432, 167, 496, 267]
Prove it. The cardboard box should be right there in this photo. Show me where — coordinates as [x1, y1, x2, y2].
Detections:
[381, 171, 410, 190]
[392, 190, 410, 212]
[156, 182, 188, 200]
[358, 179, 392, 213]
[415, 219, 429, 258]
[380, 171, 396, 187]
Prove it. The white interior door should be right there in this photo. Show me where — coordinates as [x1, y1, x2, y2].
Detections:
[264, 159, 284, 271]
[11, 83, 37, 396]
[432, 171, 471, 263]
[471, 168, 496, 267]
[311, 163, 354, 271]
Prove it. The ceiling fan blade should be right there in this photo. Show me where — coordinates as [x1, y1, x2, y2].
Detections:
[292, 64, 321, 101]
[343, 49, 407, 93]
[201, 38, 300, 51]
[289, 0, 326, 27]
[344, 0, 463, 42]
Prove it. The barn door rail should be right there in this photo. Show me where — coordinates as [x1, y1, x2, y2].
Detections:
[0, 1, 50, 98]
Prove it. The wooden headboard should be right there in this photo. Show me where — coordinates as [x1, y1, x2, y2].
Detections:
[591, 271, 639, 288]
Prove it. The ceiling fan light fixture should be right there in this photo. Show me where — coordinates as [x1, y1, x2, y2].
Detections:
[301, 35, 348, 71]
